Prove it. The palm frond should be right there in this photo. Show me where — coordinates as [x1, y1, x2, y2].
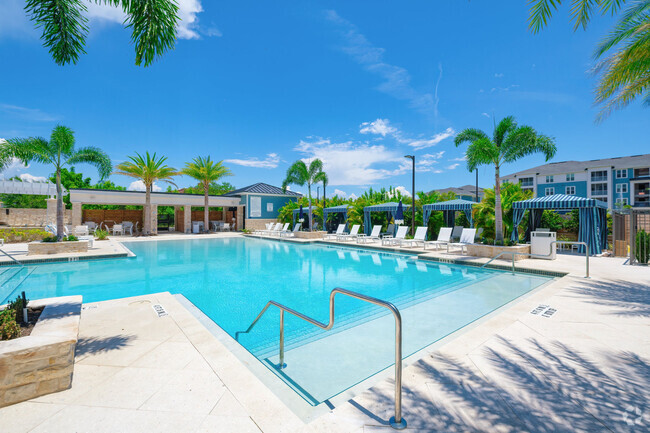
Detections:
[114, 151, 178, 186]
[121, 0, 179, 66]
[282, 160, 309, 191]
[493, 116, 517, 146]
[182, 156, 232, 187]
[50, 125, 76, 158]
[3, 137, 54, 165]
[528, 0, 563, 33]
[502, 126, 557, 163]
[307, 159, 324, 179]
[66, 146, 112, 180]
[465, 138, 499, 171]
[454, 128, 488, 147]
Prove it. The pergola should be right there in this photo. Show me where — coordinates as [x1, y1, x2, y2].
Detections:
[423, 199, 477, 228]
[511, 194, 608, 254]
[291, 207, 321, 228]
[322, 204, 351, 231]
[362, 202, 411, 235]
[69, 189, 242, 234]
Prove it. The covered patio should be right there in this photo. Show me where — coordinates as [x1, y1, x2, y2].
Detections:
[510, 194, 608, 254]
[362, 202, 411, 235]
[291, 207, 322, 230]
[423, 199, 477, 229]
[322, 204, 351, 232]
[69, 189, 242, 234]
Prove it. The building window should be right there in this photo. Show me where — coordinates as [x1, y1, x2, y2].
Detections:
[616, 183, 628, 193]
[545, 187, 555, 196]
[565, 186, 576, 195]
[591, 170, 608, 182]
[591, 184, 607, 195]
[566, 173, 575, 182]
[634, 168, 650, 178]
[545, 175, 554, 183]
[615, 198, 628, 206]
[615, 169, 627, 179]
[520, 177, 533, 187]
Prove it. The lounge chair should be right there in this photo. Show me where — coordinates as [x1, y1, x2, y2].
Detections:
[381, 223, 395, 238]
[261, 223, 281, 235]
[399, 226, 428, 248]
[447, 228, 477, 254]
[112, 224, 124, 236]
[451, 225, 464, 241]
[84, 221, 97, 234]
[324, 224, 345, 240]
[272, 223, 290, 236]
[357, 225, 382, 244]
[254, 223, 272, 234]
[382, 226, 408, 246]
[280, 223, 301, 238]
[424, 227, 453, 250]
[337, 224, 360, 242]
[474, 227, 484, 241]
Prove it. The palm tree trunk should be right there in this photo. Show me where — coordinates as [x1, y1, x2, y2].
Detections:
[56, 168, 64, 241]
[144, 184, 152, 235]
[204, 183, 209, 233]
[494, 165, 504, 244]
[308, 184, 313, 232]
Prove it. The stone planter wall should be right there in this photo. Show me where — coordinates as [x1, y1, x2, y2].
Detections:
[245, 219, 277, 231]
[0, 295, 82, 407]
[466, 243, 531, 261]
[28, 240, 89, 256]
[295, 231, 327, 239]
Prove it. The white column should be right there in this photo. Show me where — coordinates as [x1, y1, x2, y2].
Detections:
[150, 204, 158, 234]
[607, 169, 613, 209]
[184, 206, 192, 233]
[236, 206, 244, 231]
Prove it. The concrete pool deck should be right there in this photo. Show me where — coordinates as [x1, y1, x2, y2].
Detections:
[1, 233, 649, 432]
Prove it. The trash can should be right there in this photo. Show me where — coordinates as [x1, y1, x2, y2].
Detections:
[192, 222, 201, 234]
[531, 231, 556, 259]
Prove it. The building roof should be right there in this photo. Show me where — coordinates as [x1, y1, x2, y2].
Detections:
[503, 154, 650, 178]
[221, 182, 302, 197]
[433, 185, 484, 197]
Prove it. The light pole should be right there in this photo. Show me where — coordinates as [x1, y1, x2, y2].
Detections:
[404, 155, 415, 236]
[476, 169, 479, 202]
[316, 186, 320, 203]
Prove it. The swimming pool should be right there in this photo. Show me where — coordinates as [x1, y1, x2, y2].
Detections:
[1, 237, 552, 405]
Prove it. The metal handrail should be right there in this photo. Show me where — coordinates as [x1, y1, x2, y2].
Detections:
[481, 241, 589, 278]
[0, 247, 23, 268]
[235, 287, 408, 430]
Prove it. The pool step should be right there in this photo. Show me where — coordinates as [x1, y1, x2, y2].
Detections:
[0, 267, 36, 304]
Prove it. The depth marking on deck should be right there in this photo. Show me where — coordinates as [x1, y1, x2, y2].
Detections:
[530, 304, 556, 318]
[152, 304, 168, 317]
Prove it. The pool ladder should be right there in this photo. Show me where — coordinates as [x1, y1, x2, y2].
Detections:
[236, 287, 408, 430]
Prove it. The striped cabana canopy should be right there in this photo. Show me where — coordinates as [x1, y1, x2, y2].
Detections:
[423, 199, 477, 227]
[362, 202, 411, 235]
[511, 194, 608, 254]
[292, 207, 321, 227]
[322, 204, 351, 222]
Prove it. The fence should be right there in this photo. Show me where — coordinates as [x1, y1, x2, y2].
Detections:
[612, 209, 650, 265]
[82, 209, 143, 228]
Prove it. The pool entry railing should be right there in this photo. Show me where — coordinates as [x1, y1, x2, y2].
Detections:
[236, 287, 408, 430]
[481, 240, 589, 278]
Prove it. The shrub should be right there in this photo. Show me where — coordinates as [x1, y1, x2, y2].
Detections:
[64, 235, 78, 242]
[0, 228, 49, 244]
[94, 229, 109, 240]
[7, 294, 28, 322]
[42, 235, 58, 242]
[636, 229, 650, 264]
[0, 309, 20, 340]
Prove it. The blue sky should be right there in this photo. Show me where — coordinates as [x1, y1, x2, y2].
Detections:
[0, 0, 646, 198]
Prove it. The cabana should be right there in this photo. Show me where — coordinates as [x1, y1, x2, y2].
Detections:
[423, 199, 477, 228]
[292, 207, 321, 229]
[322, 204, 351, 232]
[362, 202, 411, 235]
[510, 194, 608, 254]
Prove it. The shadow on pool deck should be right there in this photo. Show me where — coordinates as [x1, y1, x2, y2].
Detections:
[568, 278, 650, 318]
[75, 335, 134, 357]
[345, 336, 650, 432]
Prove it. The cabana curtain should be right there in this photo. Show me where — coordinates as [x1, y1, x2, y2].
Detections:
[362, 202, 411, 235]
[422, 199, 476, 228]
[323, 204, 351, 232]
[510, 194, 608, 254]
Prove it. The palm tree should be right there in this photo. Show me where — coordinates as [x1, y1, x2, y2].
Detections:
[321, 172, 329, 208]
[528, 0, 649, 120]
[281, 159, 327, 231]
[454, 116, 556, 244]
[3, 125, 111, 240]
[182, 156, 232, 232]
[114, 152, 178, 235]
[473, 183, 533, 241]
[24, 0, 179, 67]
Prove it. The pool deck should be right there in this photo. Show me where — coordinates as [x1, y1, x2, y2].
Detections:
[1, 232, 649, 432]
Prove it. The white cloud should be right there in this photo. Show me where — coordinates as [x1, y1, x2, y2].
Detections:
[85, 0, 216, 40]
[450, 155, 467, 162]
[325, 10, 435, 115]
[481, 112, 490, 118]
[295, 138, 409, 186]
[417, 152, 445, 172]
[0, 152, 30, 178]
[0, 0, 37, 40]
[359, 119, 396, 137]
[332, 189, 359, 200]
[19, 173, 48, 183]
[224, 153, 280, 169]
[494, 73, 504, 78]
[446, 163, 460, 170]
[394, 186, 411, 197]
[0, 104, 59, 122]
[128, 180, 162, 192]
[398, 127, 455, 150]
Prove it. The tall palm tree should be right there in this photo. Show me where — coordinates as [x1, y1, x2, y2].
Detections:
[282, 159, 327, 231]
[182, 156, 232, 232]
[454, 116, 556, 244]
[528, 0, 649, 120]
[321, 172, 329, 208]
[3, 125, 112, 240]
[24, 0, 179, 67]
[114, 152, 178, 235]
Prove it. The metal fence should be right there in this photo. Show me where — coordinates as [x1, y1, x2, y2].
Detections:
[613, 209, 650, 265]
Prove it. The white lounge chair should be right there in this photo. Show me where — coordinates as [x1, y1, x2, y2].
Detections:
[280, 223, 301, 237]
[261, 223, 282, 235]
[447, 228, 477, 254]
[474, 227, 484, 241]
[424, 227, 453, 250]
[382, 226, 408, 246]
[254, 223, 272, 234]
[357, 225, 382, 244]
[83, 221, 97, 234]
[337, 224, 360, 242]
[325, 224, 345, 240]
[451, 225, 464, 241]
[272, 223, 290, 236]
[399, 226, 428, 248]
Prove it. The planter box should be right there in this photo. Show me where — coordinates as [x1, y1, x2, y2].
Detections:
[0, 296, 82, 407]
[295, 231, 327, 240]
[466, 243, 531, 261]
[28, 240, 89, 256]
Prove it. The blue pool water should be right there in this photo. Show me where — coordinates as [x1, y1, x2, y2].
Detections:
[1, 237, 552, 404]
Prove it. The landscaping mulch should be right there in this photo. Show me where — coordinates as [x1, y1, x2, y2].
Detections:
[18, 307, 43, 338]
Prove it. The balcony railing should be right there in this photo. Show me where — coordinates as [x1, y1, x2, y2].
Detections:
[591, 176, 608, 182]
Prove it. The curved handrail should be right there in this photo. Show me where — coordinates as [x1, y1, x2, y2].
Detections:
[235, 287, 407, 430]
[481, 240, 589, 278]
[0, 246, 23, 268]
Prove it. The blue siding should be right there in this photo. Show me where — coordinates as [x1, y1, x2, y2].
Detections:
[537, 181, 587, 198]
[246, 194, 298, 219]
[612, 168, 632, 205]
